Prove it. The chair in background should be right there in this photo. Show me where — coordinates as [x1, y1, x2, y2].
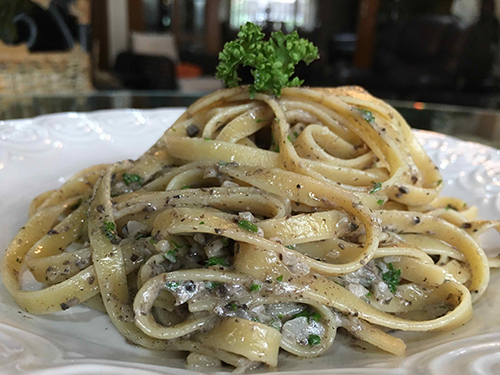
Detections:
[114, 52, 177, 90]
[0, 0, 92, 95]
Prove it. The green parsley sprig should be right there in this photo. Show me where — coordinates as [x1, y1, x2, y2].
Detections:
[216, 22, 319, 98]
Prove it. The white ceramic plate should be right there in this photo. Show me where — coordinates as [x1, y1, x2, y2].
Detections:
[1, 109, 500, 375]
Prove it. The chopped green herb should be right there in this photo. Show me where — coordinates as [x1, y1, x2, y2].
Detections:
[16, 257, 22, 263]
[70, 198, 83, 210]
[167, 282, 178, 289]
[437, 179, 443, 186]
[274, 145, 280, 153]
[278, 314, 284, 319]
[381, 263, 401, 294]
[171, 240, 182, 248]
[360, 109, 375, 123]
[181, 185, 190, 190]
[164, 250, 177, 263]
[287, 134, 293, 142]
[218, 161, 229, 166]
[377, 199, 384, 205]
[293, 132, 299, 138]
[122, 173, 143, 186]
[135, 233, 148, 241]
[101, 221, 117, 240]
[293, 310, 321, 323]
[150, 238, 158, 245]
[206, 257, 229, 267]
[216, 22, 319, 98]
[276, 275, 284, 282]
[308, 334, 321, 346]
[238, 220, 259, 233]
[230, 303, 238, 311]
[251, 317, 260, 322]
[208, 282, 221, 289]
[204, 137, 211, 141]
[310, 312, 321, 322]
[250, 284, 261, 292]
[199, 221, 205, 225]
[369, 182, 382, 194]
[366, 292, 372, 298]
[275, 118, 280, 123]
[285, 245, 295, 249]
[255, 118, 264, 123]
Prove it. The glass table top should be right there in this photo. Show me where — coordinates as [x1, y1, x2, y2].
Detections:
[1, 90, 500, 149]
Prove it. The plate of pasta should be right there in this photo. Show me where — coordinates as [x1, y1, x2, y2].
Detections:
[2, 23, 500, 375]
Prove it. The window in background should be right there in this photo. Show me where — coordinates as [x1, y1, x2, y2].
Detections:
[229, 0, 317, 32]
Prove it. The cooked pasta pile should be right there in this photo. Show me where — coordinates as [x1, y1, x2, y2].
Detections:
[3, 86, 499, 371]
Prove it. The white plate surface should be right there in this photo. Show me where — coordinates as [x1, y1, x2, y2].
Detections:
[1, 109, 500, 375]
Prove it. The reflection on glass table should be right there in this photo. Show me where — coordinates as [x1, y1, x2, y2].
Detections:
[1, 91, 500, 149]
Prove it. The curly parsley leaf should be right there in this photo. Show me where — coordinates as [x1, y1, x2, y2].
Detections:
[216, 22, 319, 98]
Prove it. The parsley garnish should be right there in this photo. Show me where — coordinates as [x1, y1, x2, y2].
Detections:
[216, 22, 319, 98]
[377, 199, 384, 205]
[250, 284, 261, 291]
[135, 233, 148, 241]
[204, 137, 211, 141]
[293, 310, 321, 323]
[276, 275, 284, 282]
[437, 179, 443, 186]
[171, 240, 182, 248]
[366, 292, 372, 298]
[199, 221, 205, 225]
[369, 182, 382, 194]
[122, 173, 143, 186]
[164, 250, 177, 263]
[207, 282, 221, 289]
[360, 109, 375, 123]
[238, 220, 259, 233]
[101, 221, 117, 240]
[167, 282, 178, 289]
[287, 134, 293, 142]
[308, 334, 321, 346]
[206, 257, 229, 267]
[285, 245, 295, 249]
[230, 303, 238, 311]
[218, 160, 229, 166]
[381, 263, 401, 294]
[16, 257, 22, 263]
[150, 238, 158, 245]
[255, 118, 264, 123]
[181, 186, 190, 190]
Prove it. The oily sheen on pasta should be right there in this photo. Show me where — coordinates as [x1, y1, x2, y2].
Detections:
[3, 86, 499, 372]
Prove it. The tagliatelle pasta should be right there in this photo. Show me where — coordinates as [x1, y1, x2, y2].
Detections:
[3, 86, 499, 372]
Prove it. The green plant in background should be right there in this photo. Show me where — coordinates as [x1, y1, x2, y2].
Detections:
[0, 0, 33, 44]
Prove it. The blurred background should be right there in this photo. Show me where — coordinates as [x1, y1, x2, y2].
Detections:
[1, 0, 500, 109]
